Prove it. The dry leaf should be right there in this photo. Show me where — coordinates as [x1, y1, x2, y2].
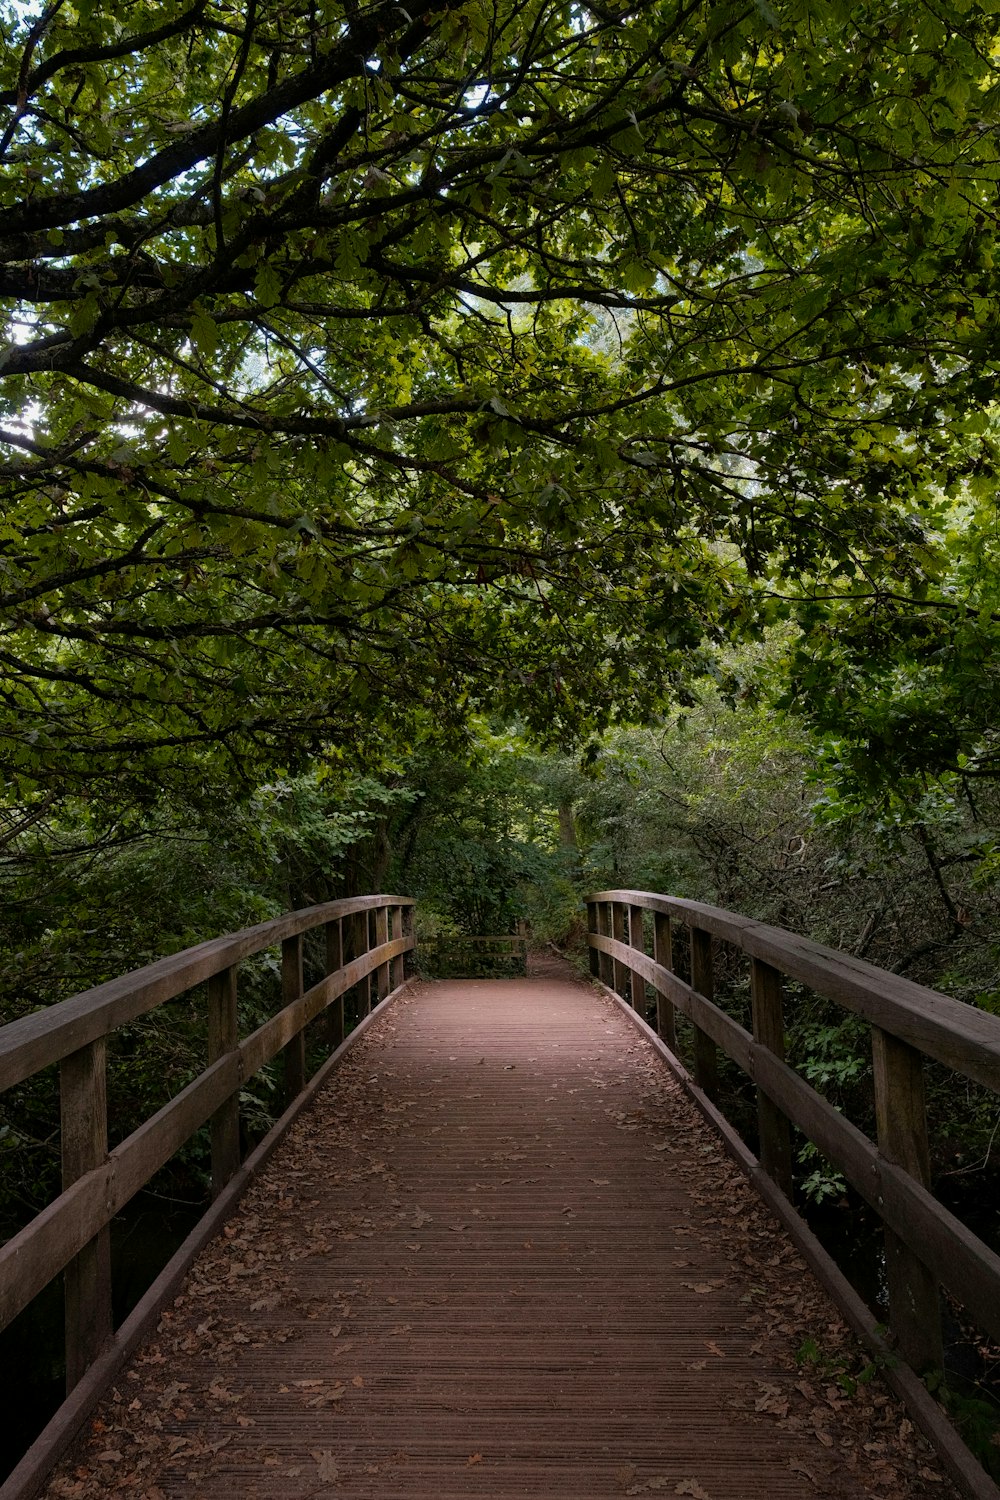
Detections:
[352, 1375, 365, 1388]
[467, 1453, 483, 1466]
[311, 1449, 340, 1483]
[675, 1482, 712, 1499]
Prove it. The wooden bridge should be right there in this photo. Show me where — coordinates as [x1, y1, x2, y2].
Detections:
[1, 892, 999, 1499]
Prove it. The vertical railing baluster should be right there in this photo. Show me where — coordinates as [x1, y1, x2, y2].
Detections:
[61, 1038, 112, 1391]
[390, 906, 404, 989]
[750, 956, 793, 1195]
[376, 904, 390, 1002]
[325, 917, 345, 1050]
[282, 933, 305, 1102]
[587, 901, 600, 978]
[402, 902, 415, 976]
[597, 902, 613, 986]
[652, 910, 676, 1051]
[629, 904, 646, 1019]
[347, 908, 366, 1023]
[690, 927, 719, 1102]
[872, 1027, 944, 1371]
[208, 965, 240, 1197]
[611, 901, 628, 999]
[363, 909, 375, 1015]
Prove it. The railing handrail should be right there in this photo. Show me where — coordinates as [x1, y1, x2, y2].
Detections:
[0, 894, 414, 1092]
[0, 892, 416, 1403]
[585, 887, 1000, 1404]
[589, 889, 1000, 1090]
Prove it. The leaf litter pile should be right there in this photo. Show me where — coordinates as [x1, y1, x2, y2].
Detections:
[42, 973, 963, 1499]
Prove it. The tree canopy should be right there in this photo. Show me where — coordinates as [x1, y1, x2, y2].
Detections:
[3, 0, 1000, 797]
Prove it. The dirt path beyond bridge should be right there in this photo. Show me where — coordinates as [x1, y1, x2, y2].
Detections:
[43, 968, 961, 1500]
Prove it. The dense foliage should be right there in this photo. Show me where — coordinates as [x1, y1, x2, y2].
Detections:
[3, 0, 1000, 807]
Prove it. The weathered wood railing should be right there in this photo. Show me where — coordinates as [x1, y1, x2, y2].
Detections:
[419, 933, 529, 977]
[0, 894, 415, 1396]
[587, 889, 1000, 1379]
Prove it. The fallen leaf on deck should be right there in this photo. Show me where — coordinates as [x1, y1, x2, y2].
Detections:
[675, 1482, 712, 1499]
[467, 1453, 483, 1465]
[311, 1449, 340, 1483]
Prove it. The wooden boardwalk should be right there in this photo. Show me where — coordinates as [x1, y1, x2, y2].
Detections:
[42, 968, 959, 1499]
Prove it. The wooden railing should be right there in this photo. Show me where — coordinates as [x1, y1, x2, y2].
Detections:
[0, 894, 415, 1394]
[587, 889, 1000, 1377]
[418, 933, 529, 977]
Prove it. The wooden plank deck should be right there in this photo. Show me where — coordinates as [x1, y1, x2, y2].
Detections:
[41, 968, 961, 1500]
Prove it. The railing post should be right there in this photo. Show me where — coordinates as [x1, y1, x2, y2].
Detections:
[597, 902, 613, 986]
[750, 956, 793, 1196]
[690, 927, 719, 1102]
[376, 904, 390, 1001]
[325, 917, 345, 1050]
[872, 1027, 944, 1371]
[352, 908, 368, 1022]
[611, 901, 628, 998]
[587, 901, 600, 978]
[208, 965, 240, 1197]
[652, 910, 676, 1051]
[402, 902, 415, 976]
[282, 933, 305, 1103]
[363, 909, 375, 1015]
[629, 904, 647, 1019]
[61, 1038, 112, 1391]
[390, 906, 405, 989]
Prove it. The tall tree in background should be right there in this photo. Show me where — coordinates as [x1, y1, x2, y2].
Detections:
[2, 0, 1000, 799]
